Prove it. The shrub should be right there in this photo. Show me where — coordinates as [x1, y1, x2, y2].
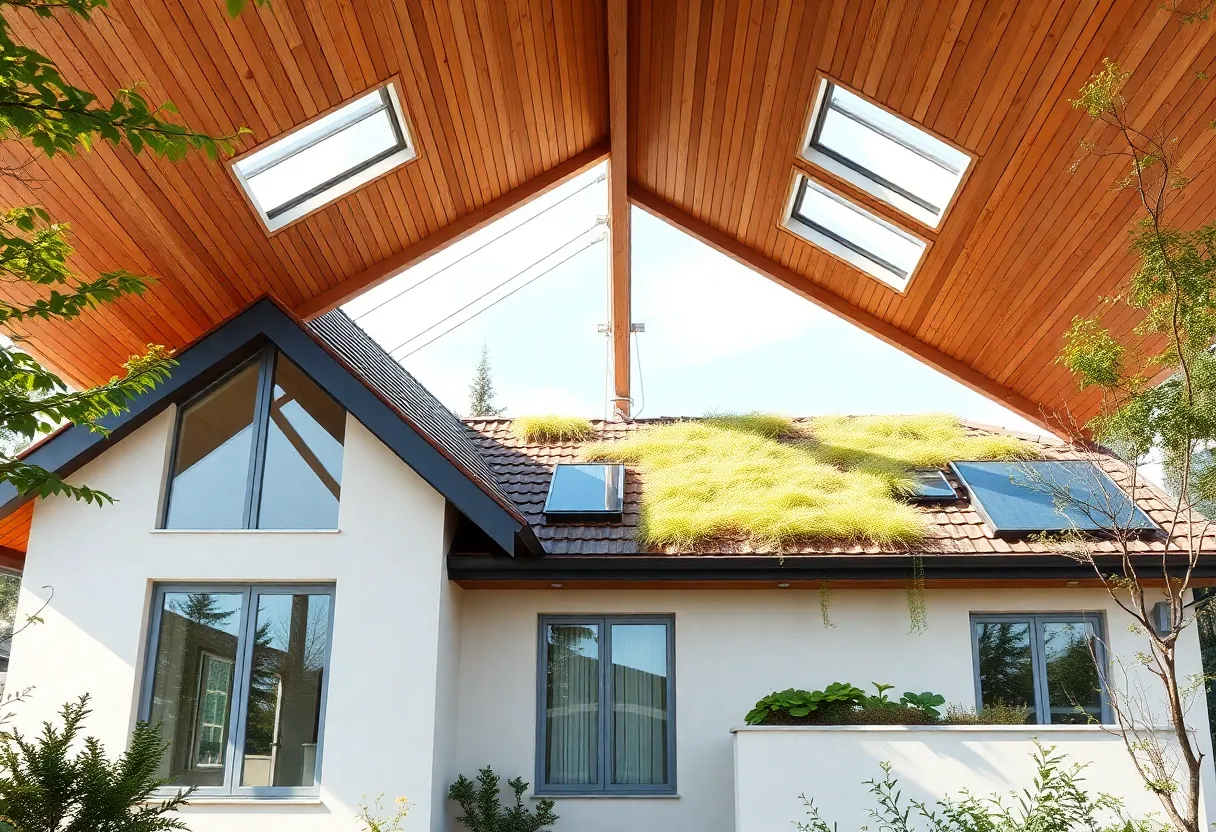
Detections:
[745, 683, 946, 726]
[358, 794, 409, 832]
[511, 415, 594, 444]
[0, 695, 190, 832]
[941, 701, 1033, 725]
[449, 767, 558, 832]
[797, 742, 1157, 832]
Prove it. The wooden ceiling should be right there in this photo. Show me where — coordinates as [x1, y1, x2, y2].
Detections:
[1, 0, 1214, 434]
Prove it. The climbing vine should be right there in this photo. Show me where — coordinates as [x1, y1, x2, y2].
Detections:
[906, 555, 927, 634]
[819, 579, 835, 628]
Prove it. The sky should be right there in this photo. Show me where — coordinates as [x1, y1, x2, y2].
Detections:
[342, 162, 1044, 434]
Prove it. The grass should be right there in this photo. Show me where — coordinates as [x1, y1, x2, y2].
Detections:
[512, 414, 594, 444]
[583, 413, 1037, 549]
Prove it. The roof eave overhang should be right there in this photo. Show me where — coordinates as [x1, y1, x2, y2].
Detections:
[0, 297, 539, 555]
[448, 552, 1216, 583]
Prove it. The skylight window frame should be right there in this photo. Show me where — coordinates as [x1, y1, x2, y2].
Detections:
[800, 75, 973, 230]
[948, 459, 1160, 541]
[543, 463, 626, 521]
[904, 468, 959, 504]
[229, 79, 417, 234]
[782, 172, 930, 292]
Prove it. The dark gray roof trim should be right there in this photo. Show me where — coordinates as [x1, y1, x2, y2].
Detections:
[0, 298, 541, 556]
[447, 553, 1216, 583]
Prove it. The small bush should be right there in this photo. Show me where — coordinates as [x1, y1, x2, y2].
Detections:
[941, 701, 1033, 725]
[797, 742, 1157, 832]
[449, 767, 558, 832]
[358, 794, 409, 832]
[0, 695, 190, 832]
[746, 683, 946, 726]
[512, 415, 594, 444]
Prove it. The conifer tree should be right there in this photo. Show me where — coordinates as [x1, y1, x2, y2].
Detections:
[468, 343, 506, 417]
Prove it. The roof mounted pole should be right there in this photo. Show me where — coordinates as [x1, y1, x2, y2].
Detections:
[607, 0, 631, 421]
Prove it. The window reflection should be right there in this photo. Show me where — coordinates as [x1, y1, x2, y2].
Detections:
[148, 592, 244, 786]
[1044, 621, 1102, 724]
[164, 364, 260, 529]
[257, 358, 345, 529]
[975, 621, 1035, 722]
[240, 592, 331, 787]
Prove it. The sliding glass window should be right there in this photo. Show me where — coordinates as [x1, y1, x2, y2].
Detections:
[141, 585, 335, 797]
[537, 615, 675, 795]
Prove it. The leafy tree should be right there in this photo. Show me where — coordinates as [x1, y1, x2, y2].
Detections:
[1042, 39, 1216, 832]
[0, 695, 189, 831]
[468, 344, 506, 417]
[448, 767, 558, 832]
[0, 0, 246, 505]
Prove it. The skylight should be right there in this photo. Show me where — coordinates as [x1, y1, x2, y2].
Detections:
[786, 176, 927, 291]
[544, 463, 625, 520]
[232, 83, 415, 232]
[950, 460, 1158, 539]
[803, 80, 970, 228]
[905, 469, 958, 502]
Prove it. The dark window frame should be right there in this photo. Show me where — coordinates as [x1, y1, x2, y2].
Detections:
[138, 583, 337, 799]
[535, 614, 677, 796]
[969, 612, 1110, 725]
[789, 176, 922, 282]
[236, 86, 410, 222]
[808, 81, 963, 218]
[160, 348, 344, 530]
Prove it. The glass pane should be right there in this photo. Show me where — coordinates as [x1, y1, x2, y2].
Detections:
[257, 357, 346, 529]
[795, 181, 926, 277]
[240, 592, 331, 787]
[147, 592, 245, 787]
[974, 621, 1036, 722]
[1043, 621, 1103, 724]
[165, 363, 260, 529]
[545, 465, 624, 514]
[544, 623, 600, 786]
[611, 624, 669, 786]
[242, 99, 401, 215]
[817, 86, 966, 213]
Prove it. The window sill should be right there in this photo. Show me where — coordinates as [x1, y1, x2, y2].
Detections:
[532, 793, 680, 800]
[146, 794, 323, 806]
[150, 529, 341, 535]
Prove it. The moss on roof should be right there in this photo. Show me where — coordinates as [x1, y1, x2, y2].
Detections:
[512, 414, 595, 444]
[583, 413, 1037, 549]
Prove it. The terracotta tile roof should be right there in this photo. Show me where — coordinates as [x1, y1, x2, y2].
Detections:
[462, 417, 1216, 558]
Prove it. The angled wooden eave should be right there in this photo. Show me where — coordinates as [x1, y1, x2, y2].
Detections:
[0, 298, 543, 557]
[3, 2, 1216, 457]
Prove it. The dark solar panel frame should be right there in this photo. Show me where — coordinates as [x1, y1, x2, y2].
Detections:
[949, 460, 1159, 540]
[905, 469, 958, 503]
[543, 463, 626, 521]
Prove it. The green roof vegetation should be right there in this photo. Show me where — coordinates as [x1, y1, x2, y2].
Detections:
[583, 413, 1037, 549]
[512, 414, 595, 444]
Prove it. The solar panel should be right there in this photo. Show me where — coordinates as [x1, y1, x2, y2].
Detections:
[905, 469, 957, 502]
[544, 463, 625, 519]
[949, 460, 1158, 539]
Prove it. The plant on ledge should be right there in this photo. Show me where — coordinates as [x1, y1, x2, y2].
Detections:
[745, 683, 946, 726]
[449, 767, 558, 832]
[796, 742, 1159, 832]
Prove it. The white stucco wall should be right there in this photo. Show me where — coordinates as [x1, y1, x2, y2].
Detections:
[7, 408, 452, 831]
[455, 587, 1216, 832]
[733, 725, 1190, 832]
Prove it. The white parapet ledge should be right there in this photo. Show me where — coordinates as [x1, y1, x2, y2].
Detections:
[731, 724, 1175, 733]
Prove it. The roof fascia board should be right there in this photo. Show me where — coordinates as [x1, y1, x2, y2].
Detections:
[0, 299, 530, 554]
[447, 553, 1215, 583]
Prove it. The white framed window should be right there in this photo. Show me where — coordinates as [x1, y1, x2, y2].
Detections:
[232, 82, 415, 233]
[802, 79, 971, 228]
[784, 175, 927, 292]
